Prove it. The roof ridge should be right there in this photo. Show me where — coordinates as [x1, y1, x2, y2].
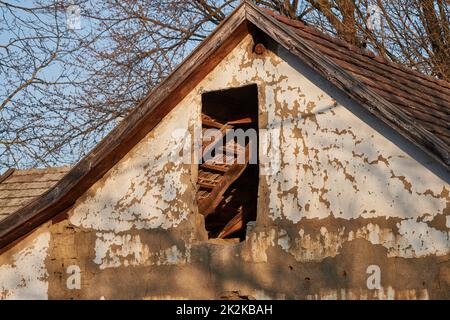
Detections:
[260, 8, 450, 91]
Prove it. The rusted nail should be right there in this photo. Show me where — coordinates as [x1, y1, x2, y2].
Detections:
[254, 43, 266, 55]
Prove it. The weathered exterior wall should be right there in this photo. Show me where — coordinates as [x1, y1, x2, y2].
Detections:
[0, 34, 449, 300]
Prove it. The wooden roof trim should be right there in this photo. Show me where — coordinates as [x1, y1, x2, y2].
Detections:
[244, 1, 450, 167]
[0, 169, 14, 185]
[0, 2, 249, 249]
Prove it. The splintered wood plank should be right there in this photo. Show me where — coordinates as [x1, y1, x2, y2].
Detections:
[198, 170, 223, 191]
[202, 114, 224, 129]
[218, 139, 246, 156]
[227, 117, 254, 125]
[202, 123, 234, 156]
[201, 113, 235, 155]
[198, 181, 215, 189]
[197, 190, 211, 202]
[200, 162, 230, 173]
[202, 153, 236, 167]
[198, 170, 222, 181]
[198, 144, 250, 216]
[217, 211, 244, 239]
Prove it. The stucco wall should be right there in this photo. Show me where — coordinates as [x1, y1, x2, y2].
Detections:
[0, 34, 449, 300]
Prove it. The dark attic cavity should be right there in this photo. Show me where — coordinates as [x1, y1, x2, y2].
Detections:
[197, 84, 259, 242]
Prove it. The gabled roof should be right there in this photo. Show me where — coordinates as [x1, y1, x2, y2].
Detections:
[0, 1, 448, 250]
[263, 9, 450, 147]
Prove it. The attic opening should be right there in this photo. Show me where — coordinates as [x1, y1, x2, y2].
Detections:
[197, 84, 259, 242]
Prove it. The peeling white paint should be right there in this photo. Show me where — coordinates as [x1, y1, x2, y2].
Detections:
[263, 47, 449, 224]
[0, 232, 50, 300]
[275, 219, 450, 261]
[375, 219, 449, 258]
[354, 220, 450, 258]
[94, 232, 190, 269]
[69, 101, 197, 233]
[202, 35, 449, 260]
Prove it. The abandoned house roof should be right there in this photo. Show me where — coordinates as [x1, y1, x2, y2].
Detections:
[0, 167, 71, 222]
[0, 0, 448, 250]
[263, 9, 450, 147]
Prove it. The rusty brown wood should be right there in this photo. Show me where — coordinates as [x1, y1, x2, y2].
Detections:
[227, 117, 255, 125]
[254, 43, 266, 55]
[201, 116, 225, 129]
[198, 180, 216, 189]
[199, 163, 229, 173]
[202, 122, 233, 156]
[217, 211, 244, 239]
